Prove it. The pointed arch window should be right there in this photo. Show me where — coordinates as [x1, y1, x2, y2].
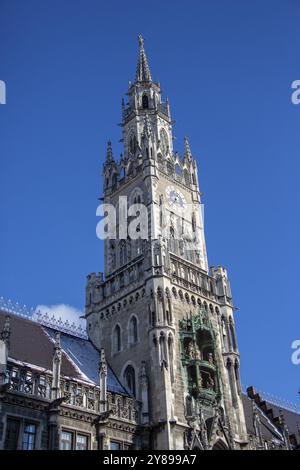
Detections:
[184, 169, 191, 186]
[192, 213, 196, 232]
[142, 94, 149, 109]
[175, 164, 182, 179]
[129, 134, 137, 155]
[168, 334, 174, 383]
[113, 325, 121, 353]
[120, 167, 126, 179]
[124, 365, 136, 397]
[229, 317, 237, 351]
[129, 316, 138, 345]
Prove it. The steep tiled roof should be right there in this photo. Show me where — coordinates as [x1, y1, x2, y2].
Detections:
[242, 394, 284, 443]
[244, 387, 300, 448]
[0, 310, 128, 395]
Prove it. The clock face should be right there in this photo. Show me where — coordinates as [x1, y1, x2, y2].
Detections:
[166, 186, 186, 210]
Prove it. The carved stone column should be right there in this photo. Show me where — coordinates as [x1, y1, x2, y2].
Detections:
[0, 316, 10, 386]
[51, 332, 62, 400]
[99, 348, 107, 413]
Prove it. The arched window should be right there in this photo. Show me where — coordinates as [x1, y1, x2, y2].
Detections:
[129, 134, 137, 155]
[184, 169, 190, 186]
[129, 316, 138, 345]
[185, 395, 193, 417]
[229, 317, 237, 351]
[113, 325, 121, 353]
[168, 334, 174, 383]
[120, 166, 126, 179]
[142, 94, 149, 109]
[192, 213, 196, 232]
[175, 164, 182, 178]
[124, 365, 136, 397]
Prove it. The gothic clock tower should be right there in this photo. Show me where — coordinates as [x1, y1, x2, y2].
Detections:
[85, 36, 247, 450]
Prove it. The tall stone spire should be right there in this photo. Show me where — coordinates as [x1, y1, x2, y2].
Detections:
[135, 35, 152, 83]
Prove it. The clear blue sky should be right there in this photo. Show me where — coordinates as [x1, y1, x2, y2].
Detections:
[0, 0, 299, 404]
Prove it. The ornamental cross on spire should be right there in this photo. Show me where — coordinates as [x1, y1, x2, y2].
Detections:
[135, 34, 152, 83]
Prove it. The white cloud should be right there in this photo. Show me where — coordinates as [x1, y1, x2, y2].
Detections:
[34, 304, 86, 329]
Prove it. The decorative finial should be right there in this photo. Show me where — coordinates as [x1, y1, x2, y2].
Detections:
[100, 348, 107, 375]
[54, 331, 61, 349]
[184, 136, 192, 160]
[106, 140, 113, 161]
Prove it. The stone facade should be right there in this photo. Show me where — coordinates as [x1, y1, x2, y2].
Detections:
[85, 36, 248, 450]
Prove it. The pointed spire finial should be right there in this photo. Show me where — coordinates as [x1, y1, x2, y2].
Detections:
[54, 331, 61, 349]
[136, 35, 152, 83]
[138, 34, 144, 48]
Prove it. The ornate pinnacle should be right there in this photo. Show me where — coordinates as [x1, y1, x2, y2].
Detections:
[54, 331, 61, 349]
[135, 35, 152, 83]
[100, 348, 107, 376]
[106, 140, 114, 161]
[143, 115, 152, 139]
[1, 315, 11, 344]
[184, 136, 192, 160]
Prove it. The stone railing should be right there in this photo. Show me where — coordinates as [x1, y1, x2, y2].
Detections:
[158, 102, 169, 117]
[5, 363, 138, 423]
[5, 364, 52, 399]
[171, 273, 217, 302]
